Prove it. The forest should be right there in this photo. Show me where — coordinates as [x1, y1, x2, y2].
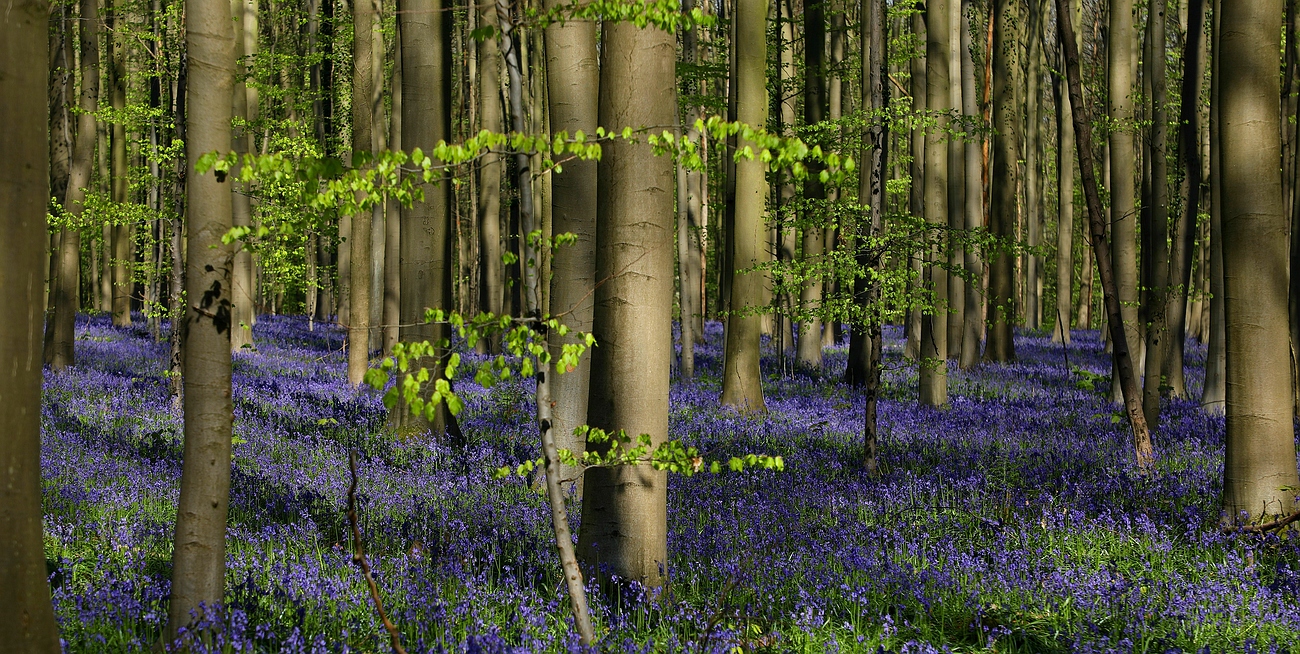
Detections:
[2, 0, 1300, 650]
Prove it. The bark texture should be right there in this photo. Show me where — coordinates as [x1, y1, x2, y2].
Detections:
[577, 17, 676, 589]
[167, 0, 236, 636]
[1218, 0, 1300, 522]
[0, 0, 62, 646]
[920, 0, 951, 405]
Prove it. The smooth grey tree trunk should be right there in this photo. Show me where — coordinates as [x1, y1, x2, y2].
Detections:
[920, 0, 951, 406]
[577, 16, 676, 590]
[1202, 0, 1225, 411]
[1109, 0, 1140, 402]
[347, 0, 374, 386]
[398, 0, 454, 437]
[905, 9, 926, 361]
[110, 0, 132, 328]
[722, 0, 768, 410]
[47, 0, 100, 371]
[384, 21, 401, 354]
[960, 0, 983, 369]
[477, 0, 503, 354]
[230, 0, 255, 352]
[1052, 0, 1081, 345]
[0, 0, 62, 647]
[985, 0, 1019, 363]
[543, 0, 598, 490]
[797, 0, 828, 372]
[1219, 0, 1300, 523]
[167, 0, 235, 636]
[946, 0, 964, 359]
[1140, 0, 1170, 429]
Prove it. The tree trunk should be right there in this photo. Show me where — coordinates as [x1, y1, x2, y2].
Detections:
[167, 0, 235, 635]
[796, 0, 828, 372]
[169, 55, 187, 404]
[110, 0, 132, 328]
[946, 0, 964, 360]
[920, 0, 951, 406]
[1140, 0, 1170, 429]
[722, 0, 769, 410]
[398, 0, 455, 437]
[0, 0, 62, 647]
[577, 15, 675, 590]
[1165, 0, 1205, 399]
[1202, 0, 1225, 411]
[1052, 0, 1081, 345]
[347, 0, 374, 386]
[1219, 0, 1300, 523]
[1109, 0, 1140, 402]
[1056, 0, 1155, 471]
[1023, 0, 1044, 331]
[543, 0, 599, 489]
[230, 0, 255, 351]
[384, 20, 401, 354]
[857, 0, 886, 473]
[985, 0, 1019, 363]
[960, 0, 984, 368]
[905, 9, 926, 361]
[476, 0, 504, 353]
[47, 0, 101, 371]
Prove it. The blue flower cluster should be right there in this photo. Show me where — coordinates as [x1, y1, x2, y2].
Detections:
[40, 313, 1300, 652]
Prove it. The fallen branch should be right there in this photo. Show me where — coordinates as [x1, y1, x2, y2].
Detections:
[1223, 509, 1300, 534]
[348, 450, 408, 654]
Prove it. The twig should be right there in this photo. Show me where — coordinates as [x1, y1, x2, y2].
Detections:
[1223, 509, 1300, 534]
[348, 450, 408, 654]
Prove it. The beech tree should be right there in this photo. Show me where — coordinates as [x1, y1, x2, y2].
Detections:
[920, 0, 951, 406]
[1218, 0, 1300, 523]
[0, 0, 63, 647]
[577, 12, 676, 588]
[167, 0, 236, 636]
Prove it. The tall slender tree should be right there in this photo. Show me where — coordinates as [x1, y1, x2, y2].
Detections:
[985, 0, 1019, 363]
[1109, 0, 1140, 402]
[543, 0, 599, 488]
[109, 0, 132, 327]
[1140, 0, 1170, 428]
[398, 0, 455, 436]
[1218, 0, 1300, 523]
[47, 0, 102, 370]
[347, 0, 374, 386]
[230, 0, 256, 351]
[0, 0, 63, 646]
[1051, 0, 1081, 345]
[946, 0, 965, 359]
[1202, 0, 1224, 411]
[721, 0, 768, 411]
[959, 0, 983, 369]
[797, 0, 829, 372]
[477, 0, 503, 352]
[167, 0, 236, 635]
[577, 12, 676, 589]
[920, 0, 951, 405]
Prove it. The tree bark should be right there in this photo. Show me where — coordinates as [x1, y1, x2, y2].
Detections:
[1108, 0, 1140, 402]
[1165, 0, 1205, 399]
[543, 0, 599, 489]
[905, 9, 926, 361]
[797, 0, 829, 372]
[1052, 0, 1081, 345]
[959, 0, 983, 369]
[47, 0, 101, 371]
[1218, 0, 1300, 523]
[920, 0, 951, 406]
[230, 0, 255, 351]
[1023, 0, 1044, 331]
[946, 0, 965, 359]
[1056, 0, 1154, 471]
[1140, 0, 1170, 429]
[347, 0, 374, 386]
[476, 0, 503, 355]
[110, 0, 132, 327]
[167, 0, 235, 635]
[398, 0, 455, 437]
[0, 0, 62, 647]
[857, 0, 886, 473]
[1202, 0, 1225, 411]
[985, 0, 1019, 363]
[384, 20, 401, 354]
[721, 0, 768, 410]
[577, 15, 675, 590]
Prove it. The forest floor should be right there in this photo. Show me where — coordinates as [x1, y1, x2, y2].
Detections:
[41, 313, 1300, 653]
